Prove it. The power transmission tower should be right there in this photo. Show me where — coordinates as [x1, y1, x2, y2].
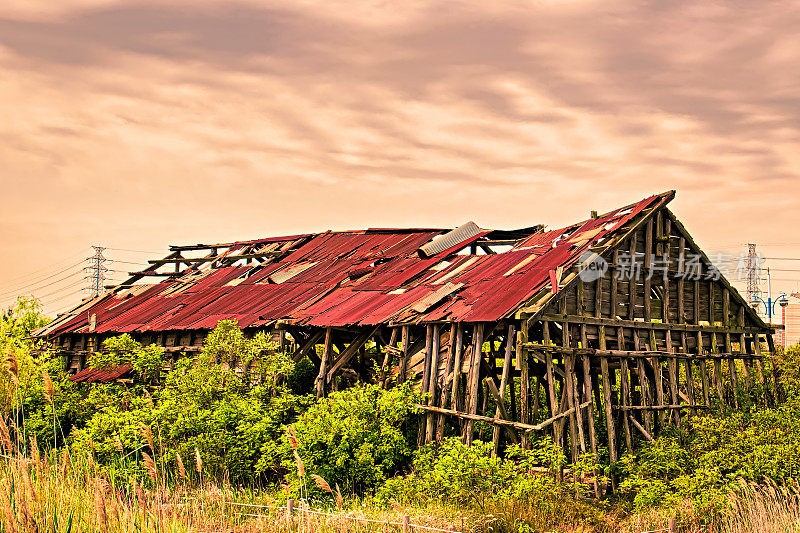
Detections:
[85, 246, 110, 298]
[745, 243, 762, 308]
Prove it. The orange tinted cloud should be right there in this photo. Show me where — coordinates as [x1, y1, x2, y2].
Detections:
[1, 0, 799, 312]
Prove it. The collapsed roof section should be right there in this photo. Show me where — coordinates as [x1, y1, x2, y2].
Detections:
[39, 192, 682, 337]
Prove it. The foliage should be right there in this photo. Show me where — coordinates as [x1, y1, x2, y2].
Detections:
[1, 297, 51, 414]
[89, 333, 165, 384]
[289, 382, 418, 497]
[7, 294, 800, 532]
[377, 437, 608, 533]
[71, 322, 309, 484]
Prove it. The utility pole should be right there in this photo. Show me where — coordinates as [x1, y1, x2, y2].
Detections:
[85, 245, 110, 298]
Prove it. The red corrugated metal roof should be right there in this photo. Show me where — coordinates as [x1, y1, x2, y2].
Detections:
[44, 193, 672, 335]
[69, 364, 133, 383]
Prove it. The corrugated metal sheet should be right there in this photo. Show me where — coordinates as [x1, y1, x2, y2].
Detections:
[44, 193, 672, 336]
[69, 364, 133, 383]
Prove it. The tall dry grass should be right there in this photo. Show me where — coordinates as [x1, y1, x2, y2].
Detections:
[0, 444, 463, 533]
[0, 446, 279, 533]
[723, 479, 800, 533]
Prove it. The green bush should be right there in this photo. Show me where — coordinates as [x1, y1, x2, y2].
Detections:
[289, 382, 418, 496]
[89, 333, 165, 384]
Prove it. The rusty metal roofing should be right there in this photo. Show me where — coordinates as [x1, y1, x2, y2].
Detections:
[41, 192, 674, 336]
[69, 364, 133, 383]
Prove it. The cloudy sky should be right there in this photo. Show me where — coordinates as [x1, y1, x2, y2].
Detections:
[2, 0, 799, 314]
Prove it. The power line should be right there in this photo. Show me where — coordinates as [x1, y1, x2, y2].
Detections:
[0, 279, 85, 306]
[0, 269, 83, 298]
[40, 291, 84, 306]
[0, 259, 85, 294]
[105, 247, 161, 254]
[106, 259, 147, 266]
[0, 253, 86, 285]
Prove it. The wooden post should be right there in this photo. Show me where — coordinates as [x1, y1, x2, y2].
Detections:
[517, 326, 530, 449]
[492, 325, 516, 455]
[399, 326, 410, 381]
[636, 358, 653, 435]
[315, 328, 333, 399]
[436, 323, 458, 440]
[714, 358, 724, 404]
[580, 351, 600, 497]
[729, 355, 740, 409]
[450, 324, 465, 412]
[581, 354, 597, 456]
[598, 325, 617, 465]
[651, 354, 666, 428]
[767, 334, 782, 403]
[426, 324, 441, 443]
[628, 235, 637, 320]
[402, 514, 410, 533]
[421, 325, 434, 396]
[633, 329, 653, 434]
[610, 250, 619, 319]
[666, 331, 680, 426]
[464, 323, 484, 446]
[563, 322, 583, 460]
[541, 321, 559, 443]
[753, 334, 769, 405]
[620, 357, 634, 453]
[700, 359, 711, 407]
[684, 358, 697, 416]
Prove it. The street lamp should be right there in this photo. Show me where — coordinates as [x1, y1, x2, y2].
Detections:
[753, 293, 788, 322]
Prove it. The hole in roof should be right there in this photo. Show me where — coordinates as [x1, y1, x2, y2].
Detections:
[617, 208, 633, 216]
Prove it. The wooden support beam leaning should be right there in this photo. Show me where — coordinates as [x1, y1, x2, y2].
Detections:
[326, 326, 380, 382]
[417, 400, 591, 433]
[483, 375, 519, 446]
[292, 330, 325, 363]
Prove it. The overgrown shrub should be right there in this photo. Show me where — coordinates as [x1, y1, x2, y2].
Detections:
[288, 382, 418, 496]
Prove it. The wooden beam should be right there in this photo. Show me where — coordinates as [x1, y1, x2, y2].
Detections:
[619, 346, 633, 451]
[417, 401, 590, 433]
[450, 324, 465, 412]
[518, 325, 529, 449]
[464, 323, 485, 445]
[436, 323, 458, 440]
[484, 375, 519, 445]
[425, 324, 442, 443]
[399, 326, 410, 381]
[628, 414, 655, 442]
[315, 328, 333, 399]
[326, 327, 379, 382]
[292, 329, 325, 362]
[493, 324, 516, 454]
[537, 314, 770, 335]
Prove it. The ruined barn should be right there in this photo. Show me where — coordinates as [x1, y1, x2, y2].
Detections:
[36, 191, 777, 463]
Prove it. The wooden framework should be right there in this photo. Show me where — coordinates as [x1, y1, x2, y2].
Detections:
[46, 198, 777, 485]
